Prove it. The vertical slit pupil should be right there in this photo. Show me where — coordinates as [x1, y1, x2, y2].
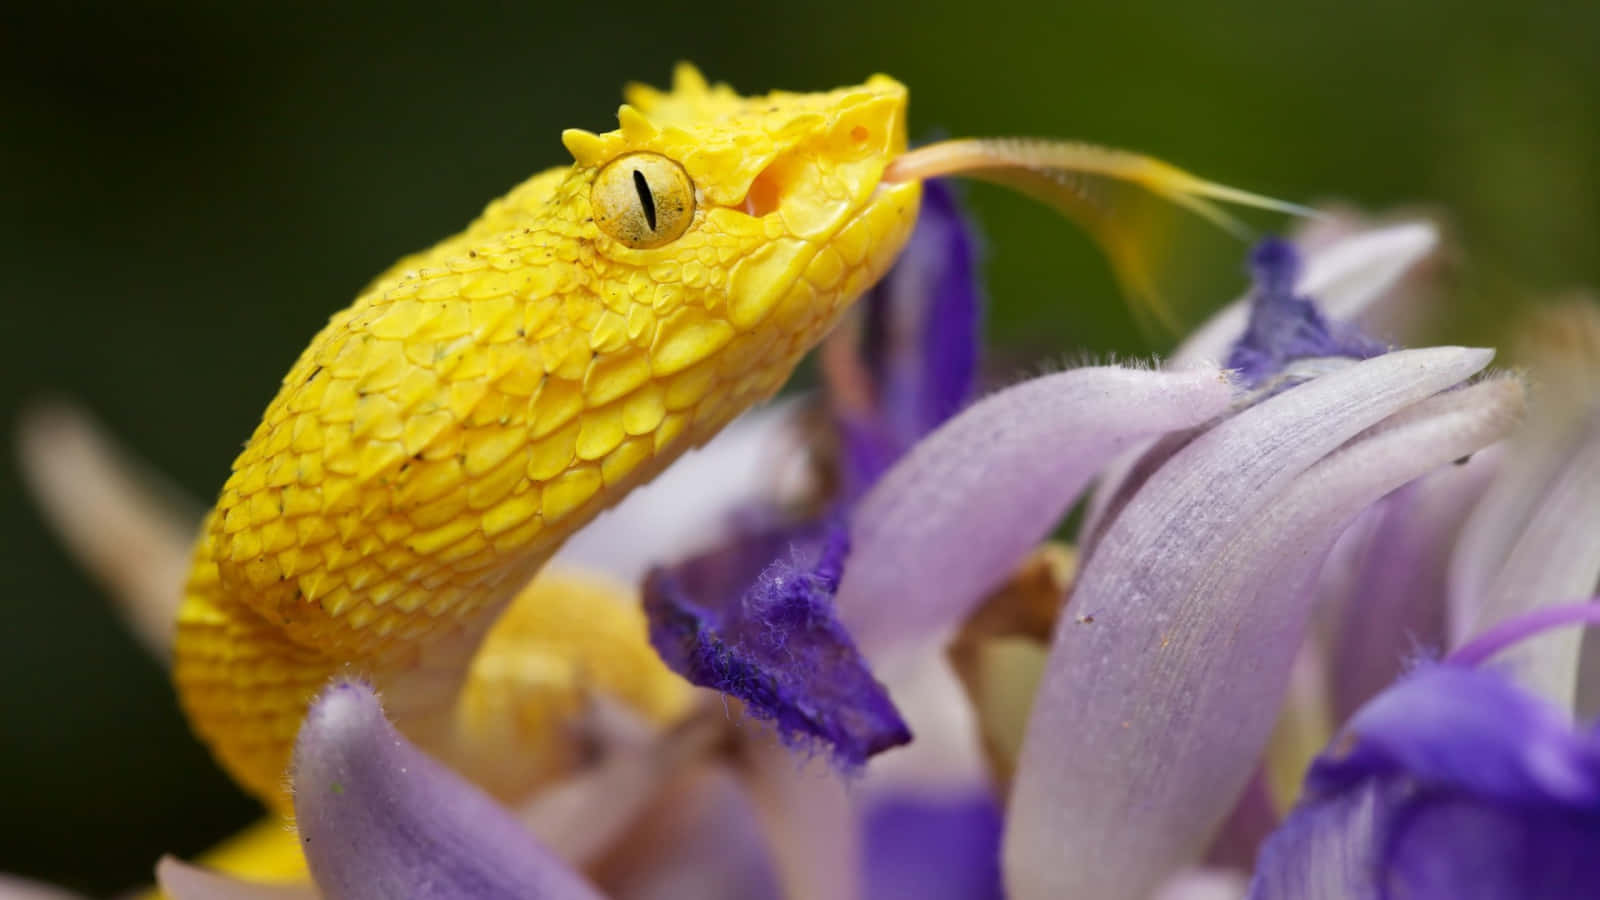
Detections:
[632, 169, 658, 232]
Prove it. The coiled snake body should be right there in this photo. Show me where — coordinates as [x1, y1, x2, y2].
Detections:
[173, 66, 921, 807]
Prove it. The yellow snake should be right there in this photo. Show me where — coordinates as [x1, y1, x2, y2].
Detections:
[171, 62, 1303, 832]
[173, 64, 922, 810]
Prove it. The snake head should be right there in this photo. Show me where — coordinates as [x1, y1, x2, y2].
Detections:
[559, 64, 922, 335]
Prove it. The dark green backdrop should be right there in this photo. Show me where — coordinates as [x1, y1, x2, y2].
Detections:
[3, 1, 1596, 893]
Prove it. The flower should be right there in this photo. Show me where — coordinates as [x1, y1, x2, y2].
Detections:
[20, 178, 1587, 900]
[1251, 605, 1600, 899]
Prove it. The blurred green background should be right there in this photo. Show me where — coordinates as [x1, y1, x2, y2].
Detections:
[1, 0, 1595, 893]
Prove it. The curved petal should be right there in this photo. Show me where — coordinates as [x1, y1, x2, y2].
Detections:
[291, 681, 605, 900]
[1087, 224, 1438, 549]
[1452, 426, 1600, 708]
[1305, 665, 1600, 806]
[837, 364, 1238, 659]
[1449, 302, 1600, 709]
[1004, 350, 1514, 899]
[1326, 452, 1498, 719]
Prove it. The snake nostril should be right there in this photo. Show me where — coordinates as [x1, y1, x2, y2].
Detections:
[741, 163, 784, 217]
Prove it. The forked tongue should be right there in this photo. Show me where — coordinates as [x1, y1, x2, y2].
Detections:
[883, 138, 1318, 332]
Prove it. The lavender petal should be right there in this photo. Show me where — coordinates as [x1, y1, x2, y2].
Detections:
[1326, 453, 1498, 719]
[291, 681, 605, 900]
[1004, 350, 1513, 899]
[1452, 421, 1600, 708]
[837, 365, 1237, 659]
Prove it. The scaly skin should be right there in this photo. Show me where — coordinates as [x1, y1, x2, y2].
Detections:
[173, 64, 921, 808]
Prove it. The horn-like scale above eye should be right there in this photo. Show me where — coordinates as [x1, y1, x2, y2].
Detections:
[591, 152, 695, 249]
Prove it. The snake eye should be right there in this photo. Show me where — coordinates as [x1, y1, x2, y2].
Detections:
[591, 152, 695, 249]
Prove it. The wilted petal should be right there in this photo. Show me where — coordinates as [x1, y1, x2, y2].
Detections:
[837, 364, 1237, 659]
[1005, 349, 1515, 899]
[291, 681, 604, 900]
[155, 859, 316, 900]
[1173, 223, 1437, 367]
[645, 525, 910, 766]
[1224, 240, 1388, 387]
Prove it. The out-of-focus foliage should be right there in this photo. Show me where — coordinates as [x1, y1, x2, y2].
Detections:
[1, 1, 1595, 892]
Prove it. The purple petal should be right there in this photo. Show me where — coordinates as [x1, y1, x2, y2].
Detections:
[838, 179, 981, 496]
[155, 859, 316, 900]
[1306, 664, 1600, 807]
[860, 788, 1004, 900]
[837, 364, 1238, 659]
[291, 680, 605, 900]
[1174, 223, 1437, 367]
[1257, 663, 1600, 899]
[1248, 783, 1383, 900]
[1004, 351, 1516, 899]
[1224, 240, 1389, 387]
[1326, 455, 1497, 719]
[644, 523, 910, 767]
[1381, 794, 1600, 899]
[864, 178, 981, 439]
